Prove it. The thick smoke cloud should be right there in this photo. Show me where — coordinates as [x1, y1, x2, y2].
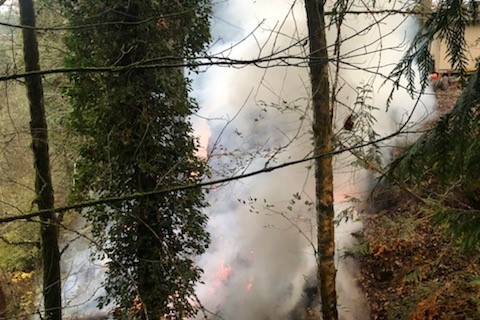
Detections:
[58, 1, 436, 319]
[193, 1, 436, 319]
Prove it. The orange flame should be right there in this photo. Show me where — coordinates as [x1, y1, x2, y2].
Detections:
[219, 260, 232, 279]
[210, 260, 232, 293]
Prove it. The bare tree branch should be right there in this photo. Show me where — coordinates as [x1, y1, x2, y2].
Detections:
[0, 55, 314, 81]
[0, 130, 408, 224]
[0, 9, 430, 32]
[0, 235, 39, 247]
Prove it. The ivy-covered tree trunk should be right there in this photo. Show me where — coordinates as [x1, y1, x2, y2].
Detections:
[63, 1, 211, 318]
[18, 0, 61, 319]
[304, 1, 338, 319]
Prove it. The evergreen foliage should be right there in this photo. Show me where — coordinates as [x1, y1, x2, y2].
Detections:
[389, 66, 480, 250]
[62, 1, 212, 318]
[384, 0, 480, 250]
[387, 0, 474, 104]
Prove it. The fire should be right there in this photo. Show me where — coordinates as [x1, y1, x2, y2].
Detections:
[210, 252, 255, 293]
[210, 260, 232, 293]
[218, 260, 232, 281]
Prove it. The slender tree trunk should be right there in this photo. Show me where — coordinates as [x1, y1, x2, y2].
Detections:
[304, 1, 338, 319]
[0, 285, 6, 320]
[19, 1, 62, 319]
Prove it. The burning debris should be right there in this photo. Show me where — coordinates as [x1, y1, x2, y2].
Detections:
[210, 260, 232, 293]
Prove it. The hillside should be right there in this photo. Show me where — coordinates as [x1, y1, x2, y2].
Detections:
[356, 87, 480, 319]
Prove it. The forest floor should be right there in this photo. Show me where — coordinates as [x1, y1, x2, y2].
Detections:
[356, 86, 480, 319]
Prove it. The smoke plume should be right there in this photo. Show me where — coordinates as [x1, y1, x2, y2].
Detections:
[193, 1, 436, 319]
[57, 1, 436, 319]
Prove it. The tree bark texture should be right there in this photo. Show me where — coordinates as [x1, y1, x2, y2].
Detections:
[304, 1, 338, 319]
[19, 1, 62, 319]
[0, 284, 6, 320]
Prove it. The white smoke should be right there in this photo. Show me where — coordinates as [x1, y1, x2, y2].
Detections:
[56, 1, 437, 319]
[61, 226, 108, 319]
[193, 1, 436, 319]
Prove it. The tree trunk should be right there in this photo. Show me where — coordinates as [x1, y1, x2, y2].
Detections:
[19, 1, 62, 319]
[0, 284, 6, 320]
[304, 1, 338, 319]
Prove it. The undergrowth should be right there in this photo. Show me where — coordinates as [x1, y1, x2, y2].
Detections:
[356, 186, 480, 319]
